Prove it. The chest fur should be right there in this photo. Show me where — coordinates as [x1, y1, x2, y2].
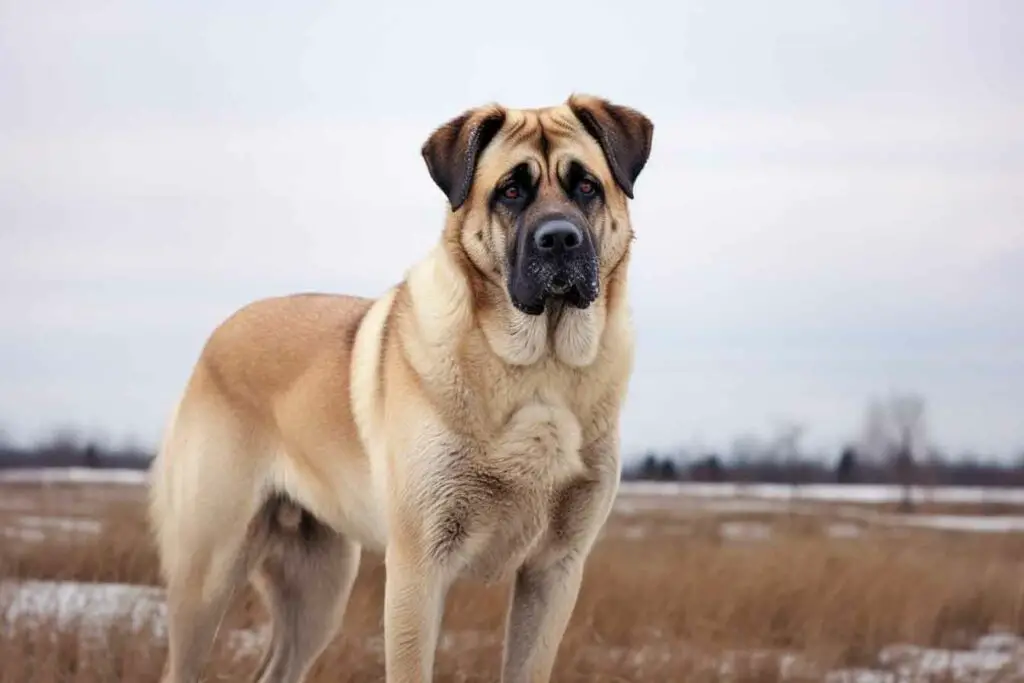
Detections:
[417, 401, 585, 583]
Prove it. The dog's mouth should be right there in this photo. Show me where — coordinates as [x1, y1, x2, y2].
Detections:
[548, 275, 572, 296]
[508, 260, 599, 316]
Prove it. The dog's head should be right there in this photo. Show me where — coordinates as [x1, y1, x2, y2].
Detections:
[422, 95, 653, 318]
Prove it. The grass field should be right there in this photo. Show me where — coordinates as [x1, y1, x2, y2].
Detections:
[2, 469, 1024, 682]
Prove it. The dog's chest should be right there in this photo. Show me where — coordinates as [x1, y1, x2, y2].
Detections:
[421, 401, 586, 583]
[444, 476, 553, 583]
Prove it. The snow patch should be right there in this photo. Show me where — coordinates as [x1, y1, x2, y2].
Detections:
[826, 522, 863, 539]
[17, 515, 103, 535]
[718, 521, 773, 542]
[0, 468, 149, 486]
[837, 506, 1024, 534]
[1, 527, 47, 543]
[619, 481, 1024, 506]
[1, 580, 166, 637]
[828, 632, 1024, 682]
[1, 580, 265, 661]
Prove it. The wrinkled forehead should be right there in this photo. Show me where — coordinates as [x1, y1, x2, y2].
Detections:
[474, 105, 612, 189]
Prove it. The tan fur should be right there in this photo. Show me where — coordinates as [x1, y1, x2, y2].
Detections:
[149, 94, 653, 683]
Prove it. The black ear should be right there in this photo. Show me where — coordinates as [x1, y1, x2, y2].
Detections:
[421, 105, 507, 211]
[568, 95, 654, 199]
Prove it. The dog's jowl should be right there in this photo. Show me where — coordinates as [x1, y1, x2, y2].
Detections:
[148, 94, 654, 683]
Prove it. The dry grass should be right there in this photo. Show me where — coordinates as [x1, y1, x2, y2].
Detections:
[2, 481, 1024, 682]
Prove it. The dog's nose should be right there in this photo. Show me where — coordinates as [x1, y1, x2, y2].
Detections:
[534, 220, 583, 254]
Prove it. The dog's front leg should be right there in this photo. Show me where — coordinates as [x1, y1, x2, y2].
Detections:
[500, 461, 619, 683]
[383, 547, 448, 683]
[500, 552, 587, 683]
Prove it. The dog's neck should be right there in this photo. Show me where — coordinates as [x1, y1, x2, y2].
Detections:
[404, 239, 628, 370]
[480, 295, 607, 368]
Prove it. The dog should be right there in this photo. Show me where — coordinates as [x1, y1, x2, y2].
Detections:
[148, 94, 653, 683]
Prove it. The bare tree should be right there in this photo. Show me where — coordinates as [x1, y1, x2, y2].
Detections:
[836, 445, 858, 484]
[730, 433, 765, 487]
[860, 393, 928, 512]
[771, 419, 806, 497]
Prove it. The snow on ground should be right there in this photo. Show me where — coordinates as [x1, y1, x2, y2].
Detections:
[3, 468, 1024, 515]
[1, 579, 166, 638]
[0, 515, 104, 543]
[4, 468, 1024, 508]
[3, 580, 1021, 681]
[717, 520, 774, 542]
[615, 482, 1024, 536]
[835, 506, 1024, 534]
[826, 632, 1024, 682]
[825, 522, 865, 538]
[614, 494, 790, 516]
[0, 467, 149, 486]
[16, 515, 103, 534]
[882, 513, 1024, 534]
[0, 579, 269, 659]
[620, 481, 1024, 506]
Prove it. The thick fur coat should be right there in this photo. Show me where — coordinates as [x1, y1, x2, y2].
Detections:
[149, 94, 654, 683]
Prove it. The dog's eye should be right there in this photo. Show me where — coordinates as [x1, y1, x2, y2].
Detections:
[577, 180, 595, 196]
[503, 185, 521, 201]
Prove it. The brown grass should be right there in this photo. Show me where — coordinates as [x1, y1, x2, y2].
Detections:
[2, 482, 1024, 682]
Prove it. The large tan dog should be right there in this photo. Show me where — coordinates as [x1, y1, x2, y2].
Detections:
[148, 94, 653, 683]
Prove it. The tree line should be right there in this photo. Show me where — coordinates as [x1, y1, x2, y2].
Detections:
[0, 430, 151, 470]
[624, 447, 1024, 488]
[623, 393, 1024, 498]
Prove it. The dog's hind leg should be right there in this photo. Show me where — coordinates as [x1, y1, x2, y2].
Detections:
[159, 499, 265, 683]
[162, 544, 253, 683]
[151, 399, 270, 683]
[249, 496, 361, 683]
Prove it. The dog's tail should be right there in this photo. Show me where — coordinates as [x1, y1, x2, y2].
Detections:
[147, 388, 189, 584]
[147, 365, 268, 586]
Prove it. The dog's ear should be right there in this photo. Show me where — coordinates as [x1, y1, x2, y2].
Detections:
[421, 105, 507, 211]
[568, 95, 654, 199]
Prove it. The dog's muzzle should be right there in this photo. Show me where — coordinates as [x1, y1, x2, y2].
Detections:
[508, 215, 599, 316]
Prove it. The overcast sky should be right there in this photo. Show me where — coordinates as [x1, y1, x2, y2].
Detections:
[1, 0, 1022, 459]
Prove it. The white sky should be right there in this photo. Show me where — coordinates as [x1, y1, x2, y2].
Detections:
[1, 0, 1023, 459]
